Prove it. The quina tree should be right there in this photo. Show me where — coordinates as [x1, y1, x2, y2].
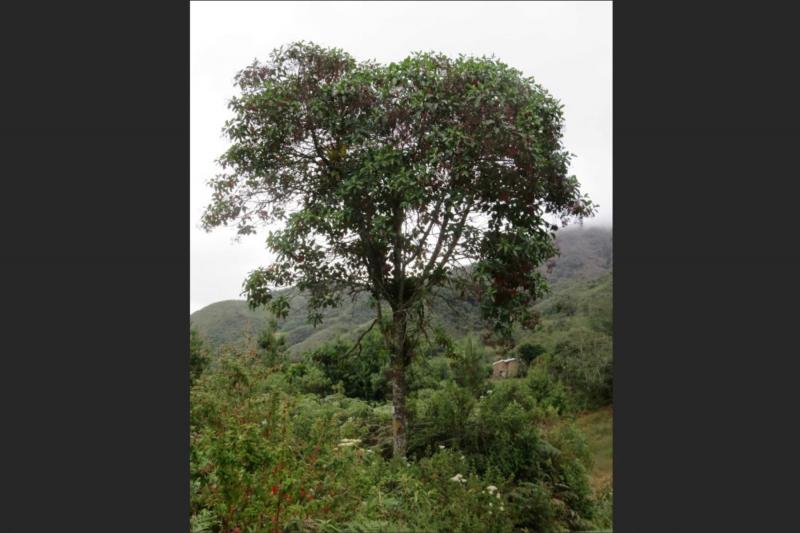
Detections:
[201, 42, 595, 457]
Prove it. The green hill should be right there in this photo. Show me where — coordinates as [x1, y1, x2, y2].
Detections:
[190, 226, 612, 356]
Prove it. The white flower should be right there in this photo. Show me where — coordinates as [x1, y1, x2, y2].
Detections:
[489, 502, 493, 507]
[500, 505, 505, 512]
[449, 473, 466, 483]
[438, 445, 445, 450]
[485, 485, 498, 494]
[337, 438, 361, 448]
[460, 455, 465, 461]
[496, 492, 501, 500]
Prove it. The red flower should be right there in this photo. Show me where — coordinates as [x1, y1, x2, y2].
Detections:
[271, 485, 279, 495]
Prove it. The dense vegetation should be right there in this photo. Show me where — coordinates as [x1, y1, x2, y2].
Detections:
[192, 41, 610, 530]
[190, 227, 612, 532]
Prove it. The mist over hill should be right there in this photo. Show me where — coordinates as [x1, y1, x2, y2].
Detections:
[190, 225, 612, 355]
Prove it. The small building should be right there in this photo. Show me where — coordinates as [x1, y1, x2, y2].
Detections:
[492, 358, 520, 379]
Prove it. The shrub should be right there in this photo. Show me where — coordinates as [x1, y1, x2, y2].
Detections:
[525, 360, 573, 414]
[286, 362, 333, 396]
[308, 330, 390, 401]
[516, 341, 546, 365]
[405, 379, 596, 530]
[408, 382, 476, 457]
[407, 355, 453, 392]
[549, 328, 612, 409]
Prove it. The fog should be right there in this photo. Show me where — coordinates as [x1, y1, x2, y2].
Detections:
[191, 1, 612, 313]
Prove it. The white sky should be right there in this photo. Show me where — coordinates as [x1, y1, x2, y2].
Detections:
[190, 1, 612, 313]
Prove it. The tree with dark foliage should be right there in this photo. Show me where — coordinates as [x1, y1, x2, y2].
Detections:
[202, 42, 595, 456]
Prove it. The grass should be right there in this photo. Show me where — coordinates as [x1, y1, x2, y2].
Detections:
[575, 405, 613, 493]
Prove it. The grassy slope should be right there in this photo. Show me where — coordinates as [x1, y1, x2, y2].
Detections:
[575, 406, 613, 493]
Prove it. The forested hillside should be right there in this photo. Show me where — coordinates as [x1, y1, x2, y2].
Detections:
[190, 226, 611, 355]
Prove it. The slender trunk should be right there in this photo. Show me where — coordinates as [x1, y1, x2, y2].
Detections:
[391, 355, 408, 457]
[391, 308, 409, 457]
[390, 200, 410, 458]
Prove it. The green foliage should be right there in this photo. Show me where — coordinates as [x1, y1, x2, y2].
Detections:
[190, 328, 210, 386]
[548, 330, 612, 409]
[256, 319, 288, 367]
[285, 362, 333, 396]
[407, 355, 453, 392]
[308, 330, 390, 401]
[203, 44, 595, 320]
[404, 378, 595, 530]
[516, 272, 613, 410]
[516, 341, 546, 365]
[525, 362, 573, 413]
[450, 337, 490, 396]
[190, 344, 607, 532]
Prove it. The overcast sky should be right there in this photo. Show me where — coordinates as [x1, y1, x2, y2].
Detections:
[190, 1, 612, 313]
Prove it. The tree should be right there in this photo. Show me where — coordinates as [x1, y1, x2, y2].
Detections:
[309, 329, 390, 401]
[255, 318, 287, 367]
[517, 341, 546, 366]
[201, 42, 595, 456]
[451, 337, 490, 396]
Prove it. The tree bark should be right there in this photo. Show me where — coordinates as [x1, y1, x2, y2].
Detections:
[391, 308, 409, 457]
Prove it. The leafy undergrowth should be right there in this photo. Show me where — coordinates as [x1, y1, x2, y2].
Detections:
[191, 350, 612, 532]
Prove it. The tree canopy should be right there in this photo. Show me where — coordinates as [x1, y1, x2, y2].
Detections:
[203, 42, 594, 337]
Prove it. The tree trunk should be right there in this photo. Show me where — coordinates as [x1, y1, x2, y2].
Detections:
[391, 308, 409, 457]
[391, 356, 408, 457]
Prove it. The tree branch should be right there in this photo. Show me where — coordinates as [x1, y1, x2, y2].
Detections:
[342, 318, 379, 358]
[420, 206, 453, 280]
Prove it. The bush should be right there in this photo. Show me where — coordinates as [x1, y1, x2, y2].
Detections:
[286, 362, 333, 396]
[525, 360, 572, 414]
[408, 382, 476, 456]
[308, 330, 390, 401]
[549, 328, 612, 409]
[405, 378, 596, 531]
[516, 341, 546, 365]
[407, 355, 453, 392]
